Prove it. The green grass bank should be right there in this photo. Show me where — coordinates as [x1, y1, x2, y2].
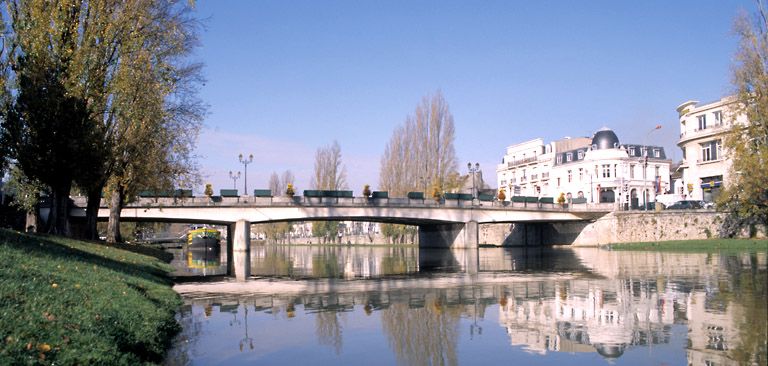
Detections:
[607, 238, 768, 252]
[0, 229, 181, 365]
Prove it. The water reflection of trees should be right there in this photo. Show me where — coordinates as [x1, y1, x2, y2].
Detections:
[381, 293, 461, 366]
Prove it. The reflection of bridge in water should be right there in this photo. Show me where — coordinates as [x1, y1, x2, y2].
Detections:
[71, 196, 609, 280]
[172, 248, 766, 365]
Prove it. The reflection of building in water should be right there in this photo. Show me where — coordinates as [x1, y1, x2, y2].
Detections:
[498, 250, 766, 364]
[498, 279, 673, 358]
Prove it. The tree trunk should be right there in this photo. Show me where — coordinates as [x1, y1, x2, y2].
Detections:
[48, 185, 71, 236]
[84, 185, 104, 240]
[106, 186, 123, 243]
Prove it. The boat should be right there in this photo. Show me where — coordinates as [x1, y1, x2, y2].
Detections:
[187, 225, 221, 251]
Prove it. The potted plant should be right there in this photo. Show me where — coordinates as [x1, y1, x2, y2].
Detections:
[286, 183, 295, 197]
[204, 183, 213, 204]
[432, 187, 442, 202]
[497, 187, 506, 201]
[557, 192, 566, 208]
[362, 184, 371, 198]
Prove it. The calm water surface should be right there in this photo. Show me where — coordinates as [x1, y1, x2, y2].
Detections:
[164, 244, 767, 366]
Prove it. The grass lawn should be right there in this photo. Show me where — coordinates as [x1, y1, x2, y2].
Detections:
[607, 238, 768, 252]
[0, 229, 181, 365]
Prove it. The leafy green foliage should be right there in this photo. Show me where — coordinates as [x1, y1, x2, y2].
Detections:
[0, 228, 180, 365]
[717, 3, 768, 236]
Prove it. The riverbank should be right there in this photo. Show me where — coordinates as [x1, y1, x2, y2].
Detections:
[606, 238, 768, 251]
[0, 229, 180, 365]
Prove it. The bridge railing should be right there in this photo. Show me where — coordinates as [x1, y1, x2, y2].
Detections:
[71, 194, 611, 212]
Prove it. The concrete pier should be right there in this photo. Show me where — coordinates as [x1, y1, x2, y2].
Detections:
[232, 219, 251, 281]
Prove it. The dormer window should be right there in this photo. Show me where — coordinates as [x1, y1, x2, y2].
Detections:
[592, 144, 597, 150]
[556, 155, 562, 164]
[577, 150, 584, 159]
[629, 146, 636, 156]
[566, 153, 573, 162]
[653, 149, 660, 158]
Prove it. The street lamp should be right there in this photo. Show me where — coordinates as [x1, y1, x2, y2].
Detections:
[642, 125, 662, 210]
[467, 162, 480, 199]
[238, 153, 253, 195]
[229, 171, 241, 190]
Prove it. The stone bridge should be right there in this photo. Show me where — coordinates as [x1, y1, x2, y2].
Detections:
[69, 195, 610, 280]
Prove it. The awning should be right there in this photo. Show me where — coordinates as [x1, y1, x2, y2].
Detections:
[700, 181, 722, 189]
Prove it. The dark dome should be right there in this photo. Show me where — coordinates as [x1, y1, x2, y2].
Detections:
[593, 343, 626, 358]
[591, 128, 620, 150]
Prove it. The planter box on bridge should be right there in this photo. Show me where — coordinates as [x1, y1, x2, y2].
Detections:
[371, 191, 388, 199]
[220, 189, 238, 197]
[478, 193, 494, 202]
[571, 197, 587, 204]
[407, 192, 424, 200]
[253, 189, 272, 197]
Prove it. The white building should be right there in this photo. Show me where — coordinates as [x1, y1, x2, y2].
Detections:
[676, 96, 747, 202]
[496, 128, 672, 209]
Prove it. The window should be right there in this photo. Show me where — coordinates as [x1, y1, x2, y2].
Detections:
[682, 148, 686, 160]
[713, 110, 722, 125]
[501, 180, 507, 186]
[557, 177, 561, 186]
[653, 149, 660, 158]
[577, 150, 584, 159]
[702, 142, 713, 161]
[629, 146, 636, 156]
[654, 166, 660, 178]
[579, 168, 583, 181]
[613, 164, 617, 177]
[568, 170, 572, 182]
[629, 164, 635, 179]
[556, 155, 562, 164]
[698, 115, 707, 130]
[716, 139, 722, 158]
[566, 153, 573, 162]
[602, 164, 611, 178]
[641, 147, 647, 157]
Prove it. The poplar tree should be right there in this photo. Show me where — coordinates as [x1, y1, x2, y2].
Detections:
[718, 1, 768, 236]
[311, 141, 347, 242]
[378, 91, 459, 242]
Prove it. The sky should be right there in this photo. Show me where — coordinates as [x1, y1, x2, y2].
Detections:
[191, 0, 755, 195]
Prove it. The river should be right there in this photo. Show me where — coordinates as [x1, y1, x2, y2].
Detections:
[163, 244, 767, 366]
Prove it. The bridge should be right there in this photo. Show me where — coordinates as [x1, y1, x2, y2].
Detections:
[69, 194, 611, 280]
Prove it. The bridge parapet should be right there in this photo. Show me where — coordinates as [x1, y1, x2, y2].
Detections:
[70, 195, 614, 212]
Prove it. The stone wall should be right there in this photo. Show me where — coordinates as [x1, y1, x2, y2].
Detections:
[480, 211, 765, 247]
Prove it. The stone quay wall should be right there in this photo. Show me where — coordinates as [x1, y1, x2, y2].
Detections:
[480, 211, 765, 247]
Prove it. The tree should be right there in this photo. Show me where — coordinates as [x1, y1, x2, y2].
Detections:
[311, 141, 347, 242]
[1, 5, 96, 234]
[379, 91, 459, 242]
[261, 170, 294, 242]
[0, 0, 203, 240]
[312, 140, 347, 191]
[379, 90, 458, 197]
[718, 1, 768, 236]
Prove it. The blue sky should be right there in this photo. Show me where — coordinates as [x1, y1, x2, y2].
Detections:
[192, 0, 754, 194]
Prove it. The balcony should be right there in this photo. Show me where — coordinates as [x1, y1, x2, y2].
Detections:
[679, 123, 729, 141]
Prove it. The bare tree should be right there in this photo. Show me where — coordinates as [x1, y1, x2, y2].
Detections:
[379, 91, 458, 196]
[312, 140, 347, 190]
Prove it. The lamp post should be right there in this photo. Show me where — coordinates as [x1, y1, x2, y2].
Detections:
[239, 153, 253, 195]
[229, 171, 241, 190]
[467, 162, 480, 199]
